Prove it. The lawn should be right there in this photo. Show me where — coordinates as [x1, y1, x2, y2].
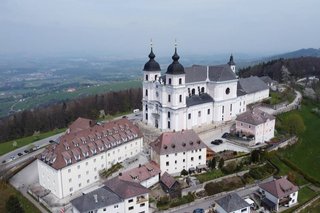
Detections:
[298, 186, 317, 204]
[268, 88, 295, 105]
[195, 169, 224, 183]
[0, 181, 41, 213]
[0, 128, 66, 156]
[277, 100, 320, 181]
[300, 198, 320, 213]
[267, 153, 308, 186]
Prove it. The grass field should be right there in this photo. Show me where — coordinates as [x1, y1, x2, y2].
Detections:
[0, 181, 41, 213]
[14, 80, 141, 111]
[277, 100, 320, 181]
[300, 198, 320, 213]
[298, 186, 317, 204]
[0, 128, 65, 156]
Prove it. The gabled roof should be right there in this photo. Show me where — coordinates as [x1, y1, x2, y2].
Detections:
[104, 177, 150, 199]
[186, 93, 213, 107]
[149, 129, 206, 155]
[208, 65, 237, 82]
[216, 193, 250, 212]
[39, 118, 141, 170]
[70, 187, 122, 213]
[238, 76, 269, 94]
[260, 76, 275, 84]
[160, 172, 179, 189]
[259, 177, 299, 199]
[68, 117, 94, 133]
[119, 161, 161, 184]
[184, 64, 237, 83]
[236, 108, 275, 126]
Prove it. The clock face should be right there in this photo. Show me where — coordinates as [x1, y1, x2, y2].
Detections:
[226, 87, 230, 95]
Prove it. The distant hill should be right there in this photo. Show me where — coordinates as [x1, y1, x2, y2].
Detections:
[267, 48, 320, 60]
[239, 57, 320, 82]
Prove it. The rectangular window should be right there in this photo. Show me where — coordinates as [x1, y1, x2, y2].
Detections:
[188, 113, 191, 119]
[222, 106, 224, 114]
[207, 109, 210, 115]
[191, 157, 194, 161]
[128, 199, 133, 203]
[199, 155, 202, 160]
[155, 75, 158, 80]
[168, 121, 170, 129]
[183, 159, 185, 162]
[241, 208, 247, 212]
[140, 203, 145, 207]
[168, 95, 171, 102]
[198, 111, 201, 117]
[145, 89, 148, 96]
[230, 104, 232, 112]
[168, 78, 172, 84]
[145, 75, 148, 81]
[179, 78, 182, 84]
[129, 206, 134, 210]
[145, 113, 148, 120]
[166, 161, 169, 166]
[179, 95, 182, 102]
[175, 160, 177, 164]
[114, 205, 118, 208]
[168, 111, 170, 118]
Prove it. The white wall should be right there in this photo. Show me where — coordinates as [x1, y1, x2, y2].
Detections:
[245, 89, 269, 105]
[141, 175, 159, 188]
[186, 102, 213, 129]
[39, 137, 143, 199]
[124, 194, 149, 213]
[156, 148, 207, 175]
[72, 201, 125, 213]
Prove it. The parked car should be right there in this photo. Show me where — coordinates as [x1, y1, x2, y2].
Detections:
[17, 153, 23, 156]
[193, 208, 205, 213]
[24, 150, 29, 153]
[211, 139, 223, 145]
[49, 140, 55, 143]
[222, 132, 229, 138]
[2, 160, 6, 164]
[10, 155, 15, 160]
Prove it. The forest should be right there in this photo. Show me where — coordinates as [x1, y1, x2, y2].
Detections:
[0, 88, 142, 143]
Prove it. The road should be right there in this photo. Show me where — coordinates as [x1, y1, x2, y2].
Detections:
[0, 133, 64, 166]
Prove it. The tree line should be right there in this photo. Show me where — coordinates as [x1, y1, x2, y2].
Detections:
[0, 88, 142, 143]
[239, 57, 320, 82]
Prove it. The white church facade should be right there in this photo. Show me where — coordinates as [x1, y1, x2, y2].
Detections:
[142, 47, 269, 132]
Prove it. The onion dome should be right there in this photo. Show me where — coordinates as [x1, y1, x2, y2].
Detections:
[228, 54, 236, 66]
[166, 47, 185, 75]
[143, 48, 161, 71]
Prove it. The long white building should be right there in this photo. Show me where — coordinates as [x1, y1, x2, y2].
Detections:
[149, 129, 208, 175]
[142, 47, 269, 131]
[37, 117, 143, 199]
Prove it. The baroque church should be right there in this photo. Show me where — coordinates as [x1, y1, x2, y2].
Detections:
[142, 46, 269, 132]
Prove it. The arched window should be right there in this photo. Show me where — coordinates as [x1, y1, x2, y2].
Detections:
[201, 87, 205, 93]
[191, 88, 195, 95]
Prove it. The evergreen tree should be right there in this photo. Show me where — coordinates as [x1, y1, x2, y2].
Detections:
[218, 158, 224, 169]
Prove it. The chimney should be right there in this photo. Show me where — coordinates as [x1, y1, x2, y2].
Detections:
[93, 194, 98, 203]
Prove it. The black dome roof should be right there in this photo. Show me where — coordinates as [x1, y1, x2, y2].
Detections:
[166, 48, 185, 75]
[143, 48, 161, 71]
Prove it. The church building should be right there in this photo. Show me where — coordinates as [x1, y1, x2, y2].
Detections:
[142, 46, 269, 132]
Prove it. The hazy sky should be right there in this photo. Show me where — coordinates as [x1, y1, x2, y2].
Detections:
[0, 0, 319, 58]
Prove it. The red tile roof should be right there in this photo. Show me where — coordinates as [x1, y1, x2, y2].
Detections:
[160, 172, 178, 189]
[104, 176, 150, 199]
[38, 117, 142, 170]
[259, 177, 299, 199]
[119, 161, 161, 184]
[149, 129, 206, 155]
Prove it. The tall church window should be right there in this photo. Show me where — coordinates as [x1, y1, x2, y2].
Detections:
[155, 75, 158, 81]
[207, 109, 210, 115]
[168, 111, 170, 118]
[179, 95, 182, 103]
[145, 113, 148, 120]
[226, 88, 230, 94]
[145, 89, 148, 96]
[201, 87, 205, 93]
[188, 113, 191, 119]
[179, 78, 182, 85]
[168, 78, 172, 85]
[191, 89, 195, 95]
[198, 111, 201, 117]
[145, 104, 148, 111]
[230, 104, 232, 112]
[145, 75, 148, 81]
[168, 95, 171, 102]
[222, 106, 224, 114]
[168, 121, 171, 129]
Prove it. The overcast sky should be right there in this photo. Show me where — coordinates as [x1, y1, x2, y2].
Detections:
[0, 0, 319, 58]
